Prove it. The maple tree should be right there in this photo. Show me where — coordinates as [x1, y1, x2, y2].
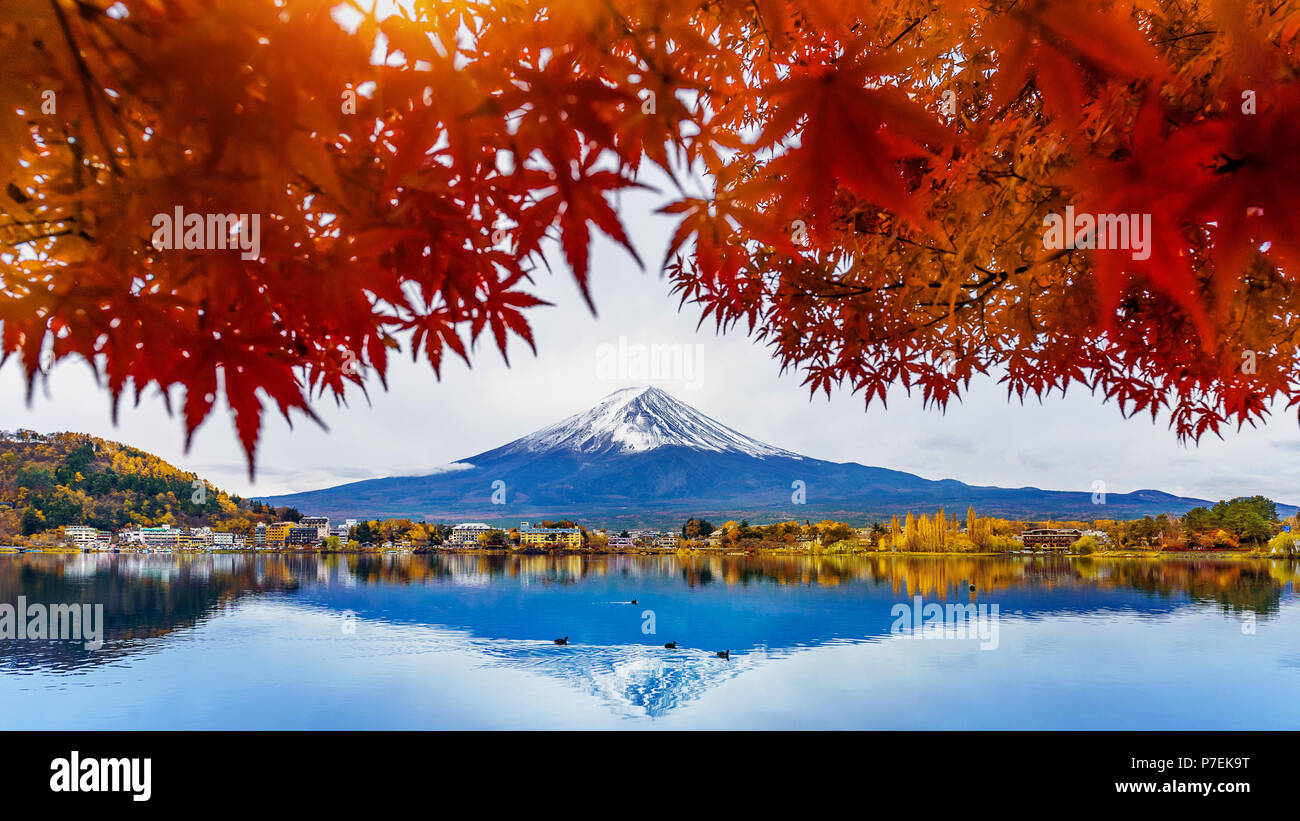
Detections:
[3, 0, 1300, 474]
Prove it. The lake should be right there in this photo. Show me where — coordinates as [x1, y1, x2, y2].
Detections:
[0, 552, 1297, 729]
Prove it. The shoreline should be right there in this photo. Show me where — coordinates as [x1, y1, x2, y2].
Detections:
[0, 545, 1290, 560]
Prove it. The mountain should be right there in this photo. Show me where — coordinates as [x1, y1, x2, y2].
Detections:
[0, 430, 295, 544]
[259, 386, 1288, 526]
[493, 385, 800, 459]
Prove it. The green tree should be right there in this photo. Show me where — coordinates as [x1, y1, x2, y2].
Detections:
[1072, 535, 1102, 555]
[20, 506, 46, 536]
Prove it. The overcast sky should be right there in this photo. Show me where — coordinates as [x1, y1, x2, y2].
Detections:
[5, 168, 1300, 507]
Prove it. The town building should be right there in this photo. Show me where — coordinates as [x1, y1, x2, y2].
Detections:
[64, 525, 107, 548]
[286, 526, 319, 547]
[177, 530, 209, 550]
[519, 521, 582, 549]
[1020, 528, 1082, 549]
[254, 522, 267, 548]
[448, 522, 494, 547]
[265, 522, 294, 547]
[140, 525, 180, 549]
[211, 532, 243, 549]
[300, 516, 331, 540]
[118, 527, 145, 547]
[653, 532, 678, 549]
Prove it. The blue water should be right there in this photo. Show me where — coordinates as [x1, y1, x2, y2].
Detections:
[0, 552, 1297, 729]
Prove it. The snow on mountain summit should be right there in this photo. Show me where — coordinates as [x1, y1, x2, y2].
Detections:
[499, 386, 800, 458]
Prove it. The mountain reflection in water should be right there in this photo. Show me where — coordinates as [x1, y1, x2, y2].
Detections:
[0, 553, 1296, 726]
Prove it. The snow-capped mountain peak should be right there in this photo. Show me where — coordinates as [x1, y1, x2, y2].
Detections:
[499, 386, 800, 458]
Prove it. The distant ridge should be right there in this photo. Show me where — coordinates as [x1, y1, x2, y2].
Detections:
[258, 387, 1294, 525]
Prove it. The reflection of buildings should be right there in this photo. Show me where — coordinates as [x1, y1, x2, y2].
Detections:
[0, 552, 300, 672]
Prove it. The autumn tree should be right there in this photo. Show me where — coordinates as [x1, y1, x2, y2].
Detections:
[4, 0, 1300, 475]
[681, 516, 716, 538]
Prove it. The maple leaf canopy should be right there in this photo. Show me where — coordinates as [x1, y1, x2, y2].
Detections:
[3, 0, 1300, 474]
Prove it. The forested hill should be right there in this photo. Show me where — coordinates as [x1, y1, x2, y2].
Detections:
[0, 430, 295, 544]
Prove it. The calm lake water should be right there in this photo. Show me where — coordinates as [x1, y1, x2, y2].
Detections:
[0, 552, 1297, 730]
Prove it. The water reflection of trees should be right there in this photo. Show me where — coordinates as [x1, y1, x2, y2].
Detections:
[0, 553, 301, 670]
[332, 552, 1295, 615]
[0, 553, 1294, 669]
[1072, 558, 1295, 616]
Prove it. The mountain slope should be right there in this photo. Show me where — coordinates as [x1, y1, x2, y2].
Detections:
[259, 387, 1288, 526]
[492, 385, 800, 458]
[0, 429, 295, 544]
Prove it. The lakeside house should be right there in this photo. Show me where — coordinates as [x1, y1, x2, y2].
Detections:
[140, 525, 181, 549]
[300, 516, 331, 540]
[54, 517, 316, 552]
[652, 532, 678, 549]
[264, 522, 296, 547]
[448, 522, 494, 547]
[286, 526, 319, 547]
[211, 532, 246, 549]
[519, 521, 582, 548]
[1019, 528, 1082, 549]
[64, 525, 110, 548]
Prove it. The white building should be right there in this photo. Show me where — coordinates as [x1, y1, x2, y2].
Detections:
[448, 522, 493, 547]
[300, 517, 331, 540]
[140, 525, 180, 548]
[118, 527, 145, 546]
[211, 532, 247, 550]
[653, 533, 678, 549]
[64, 525, 107, 548]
